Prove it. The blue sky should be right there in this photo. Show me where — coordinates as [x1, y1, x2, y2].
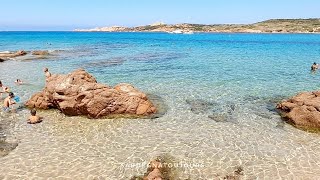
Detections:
[0, 0, 319, 30]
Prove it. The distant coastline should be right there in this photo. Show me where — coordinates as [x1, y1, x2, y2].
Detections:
[74, 18, 320, 34]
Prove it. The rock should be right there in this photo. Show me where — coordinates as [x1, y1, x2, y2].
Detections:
[16, 50, 27, 56]
[0, 125, 18, 157]
[32, 50, 50, 56]
[0, 141, 18, 157]
[131, 157, 172, 180]
[223, 166, 244, 180]
[276, 120, 285, 129]
[276, 91, 320, 130]
[208, 114, 228, 122]
[28, 92, 53, 109]
[25, 69, 157, 118]
[186, 99, 217, 114]
[84, 57, 125, 68]
[0, 58, 5, 62]
[0, 50, 27, 59]
[18, 56, 50, 61]
[147, 94, 168, 119]
[0, 132, 6, 142]
[145, 160, 164, 180]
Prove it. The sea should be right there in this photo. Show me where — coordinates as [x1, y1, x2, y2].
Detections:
[0, 32, 320, 179]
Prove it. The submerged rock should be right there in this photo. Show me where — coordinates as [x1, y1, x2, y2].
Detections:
[222, 166, 244, 180]
[276, 120, 285, 129]
[131, 155, 176, 180]
[0, 126, 18, 157]
[19, 56, 50, 61]
[131, 52, 185, 62]
[208, 103, 237, 123]
[25, 69, 157, 118]
[148, 94, 168, 119]
[208, 114, 228, 122]
[276, 91, 320, 130]
[186, 99, 238, 122]
[0, 141, 18, 157]
[84, 57, 125, 68]
[186, 99, 217, 114]
[242, 95, 285, 120]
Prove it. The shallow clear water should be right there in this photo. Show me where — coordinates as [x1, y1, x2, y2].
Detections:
[1, 32, 320, 179]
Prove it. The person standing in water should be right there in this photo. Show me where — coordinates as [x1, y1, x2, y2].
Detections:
[0, 81, 10, 99]
[3, 92, 16, 112]
[43, 67, 52, 82]
[43, 67, 51, 78]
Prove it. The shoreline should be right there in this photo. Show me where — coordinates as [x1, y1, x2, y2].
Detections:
[73, 31, 320, 35]
[74, 18, 320, 34]
[1, 31, 319, 35]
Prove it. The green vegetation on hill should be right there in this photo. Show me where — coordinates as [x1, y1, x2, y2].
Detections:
[251, 18, 320, 33]
[134, 18, 320, 33]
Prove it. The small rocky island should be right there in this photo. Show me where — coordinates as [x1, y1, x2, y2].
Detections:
[277, 91, 320, 131]
[26, 69, 157, 118]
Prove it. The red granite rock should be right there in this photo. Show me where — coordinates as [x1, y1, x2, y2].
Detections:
[26, 69, 157, 118]
[277, 91, 320, 129]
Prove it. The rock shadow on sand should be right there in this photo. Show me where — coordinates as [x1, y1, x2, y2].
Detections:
[147, 94, 169, 119]
[242, 95, 287, 129]
[0, 125, 18, 157]
[186, 99, 238, 123]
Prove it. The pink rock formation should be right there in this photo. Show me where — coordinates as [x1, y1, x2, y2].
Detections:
[25, 69, 157, 118]
[276, 91, 320, 129]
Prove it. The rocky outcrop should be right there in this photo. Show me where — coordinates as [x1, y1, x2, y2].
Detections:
[0, 50, 27, 59]
[25, 69, 157, 118]
[276, 91, 320, 129]
[144, 160, 164, 180]
[0, 49, 66, 61]
[32, 50, 50, 56]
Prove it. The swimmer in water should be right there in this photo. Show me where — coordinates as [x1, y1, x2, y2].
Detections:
[27, 109, 43, 124]
[14, 79, 23, 85]
[311, 62, 319, 71]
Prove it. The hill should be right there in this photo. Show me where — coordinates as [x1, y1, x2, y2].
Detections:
[74, 19, 320, 33]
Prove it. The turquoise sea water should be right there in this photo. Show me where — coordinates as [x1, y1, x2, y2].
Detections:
[1, 32, 320, 179]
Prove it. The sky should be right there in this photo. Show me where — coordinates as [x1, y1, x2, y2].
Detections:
[0, 0, 319, 31]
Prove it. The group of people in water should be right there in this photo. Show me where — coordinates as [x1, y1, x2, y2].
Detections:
[0, 82, 15, 112]
[0, 67, 51, 124]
